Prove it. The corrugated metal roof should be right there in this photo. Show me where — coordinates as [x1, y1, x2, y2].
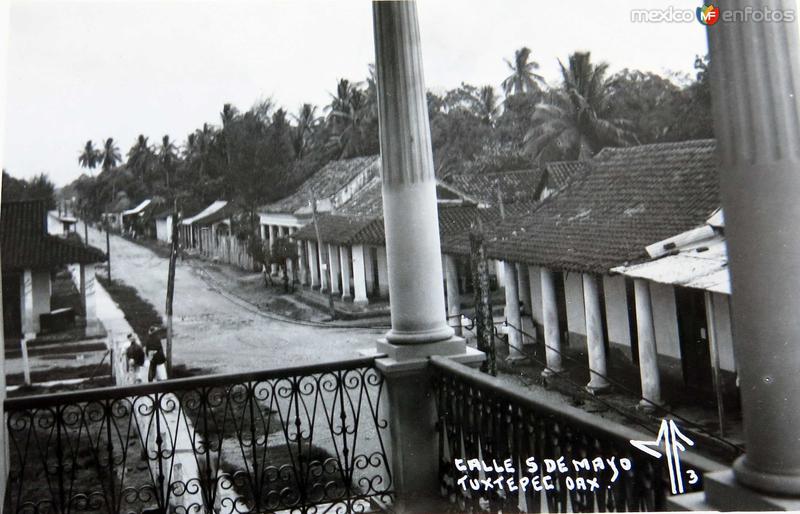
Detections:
[182, 201, 228, 226]
[122, 199, 151, 216]
[612, 234, 729, 295]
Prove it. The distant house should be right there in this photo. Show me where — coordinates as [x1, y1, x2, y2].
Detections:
[2, 200, 106, 340]
[180, 200, 234, 251]
[46, 211, 78, 237]
[154, 209, 175, 243]
[121, 199, 152, 237]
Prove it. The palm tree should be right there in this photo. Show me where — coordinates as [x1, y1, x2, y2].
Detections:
[158, 135, 178, 190]
[524, 52, 637, 161]
[126, 135, 153, 185]
[474, 86, 501, 125]
[292, 104, 320, 158]
[101, 137, 122, 200]
[78, 140, 101, 176]
[502, 47, 545, 97]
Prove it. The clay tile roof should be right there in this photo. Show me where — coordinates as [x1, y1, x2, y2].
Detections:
[482, 139, 719, 273]
[2, 200, 106, 272]
[292, 214, 376, 245]
[544, 160, 589, 189]
[261, 155, 380, 214]
[442, 169, 545, 207]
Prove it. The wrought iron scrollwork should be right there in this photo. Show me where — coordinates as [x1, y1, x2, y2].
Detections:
[5, 357, 393, 514]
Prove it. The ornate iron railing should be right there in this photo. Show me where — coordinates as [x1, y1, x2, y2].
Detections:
[432, 356, 721, 513]
[5, 356, 392, 514]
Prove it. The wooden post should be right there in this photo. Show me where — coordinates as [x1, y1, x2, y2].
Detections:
[470, 221, 496, 375]
[309, 192, 335, 320]
[105, 227, 111, 281]
[165, 202, 180, 376]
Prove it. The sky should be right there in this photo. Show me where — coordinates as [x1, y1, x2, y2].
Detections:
[2, 0, 710, 187]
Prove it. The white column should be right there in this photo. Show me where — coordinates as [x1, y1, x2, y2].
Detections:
[443, 254, 462, 336]
[494, 260, 505, 287]
[364, 247, 376, 296]
[297, 241, 308, 285]
[704, 0, 800, 496]
[328, 244, 341, 294]
[540, 267, 563, 375]
[260, 223, 267, 241]
[376, 246, 390, 298]
[352, 245, 369, 305]
[318, 242, 330, 291]
[633, 278, 660, 409]
[84, 263, 99, 335]
[503, 261, 525, 361]
[340, 245, 352, 299]
[269, 225, 278, 274]
[372, 6, 475, 510]
[307, 241, 319, 288]
[21, 270, 36, 337]
[517, 263, 535, 345]
[583, 273, 610, 394]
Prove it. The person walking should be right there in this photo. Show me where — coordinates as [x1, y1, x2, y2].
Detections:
[125, 333, 146, 383]
[145, 325, 168, 382]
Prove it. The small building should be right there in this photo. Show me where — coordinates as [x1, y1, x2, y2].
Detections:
[468, 139, 724, 403]
[2, 200, 106, 341]
[46, 211, 78, 237]
[154, 209, 174, 243]
[180, 200, 232, 251]
[121, 199, 152, 237]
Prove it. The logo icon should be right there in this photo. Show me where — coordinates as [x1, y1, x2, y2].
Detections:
[697, 3, 720, 25]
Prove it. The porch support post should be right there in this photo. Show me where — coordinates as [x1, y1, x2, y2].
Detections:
[297, 241, 308, 285]
[540, 267, 563, 375]
[340, 245, 352, 300]
[269, 225, 278, 275]
[444, 254, 462, 336]
[703, 0, 800, 497]
[633, 278, 660, 409]
[84, 263, 100, 336]
[583, 273, 610, 394]
[307, 241, 320, 288]
[503, 261, 525, 361]
[21, 270, 36, 338]
[328, 244, 341, 295]
[376, 246, 389, 298]
[517, 263, 534, 345]
[318, 242, 329, 292]
[352, 244, 369, 305]
[372, 3, 482, 512]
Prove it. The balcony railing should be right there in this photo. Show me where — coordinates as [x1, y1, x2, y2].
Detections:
[432, 356, 720, 513]
[4, 356, 392, 514]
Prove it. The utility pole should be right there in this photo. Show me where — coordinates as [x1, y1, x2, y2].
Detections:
[309, 191, 335, 320]
[165, 200, 180, 376]
[105, 222, 111, 281]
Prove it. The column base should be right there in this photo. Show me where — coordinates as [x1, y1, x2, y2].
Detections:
[636, 398, 662, 413]
[541, 366, 563, 378]
[733, 456, 800, 497]
[585, 379, 611, 395]
[384, 325, 454, 345]
[668, 469, 800, 511]
[353, 297, 369, 306]
[505, 354, 529, 365]
[341, 293, 352, 301]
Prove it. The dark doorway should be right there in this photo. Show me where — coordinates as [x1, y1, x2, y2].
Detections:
[3, 272, 22, 338]
[675, 287, 713, 390]
[625, 278, 639, 365]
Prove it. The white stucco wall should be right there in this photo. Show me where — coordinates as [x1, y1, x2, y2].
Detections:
[603, 275, 631, 349]
[711, 292, 736, 372]
[563, 272, 586, 338]
[650, 282, 682, 360]
[155, 216, 172, 242]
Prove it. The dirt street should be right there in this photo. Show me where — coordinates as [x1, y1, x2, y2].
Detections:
[85, 225, 383, 375]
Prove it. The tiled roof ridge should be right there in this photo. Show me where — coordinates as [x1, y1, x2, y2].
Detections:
[594, 138, 716, 160]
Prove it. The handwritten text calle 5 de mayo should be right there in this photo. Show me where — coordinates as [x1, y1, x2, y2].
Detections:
[453, 456, 633, 493]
